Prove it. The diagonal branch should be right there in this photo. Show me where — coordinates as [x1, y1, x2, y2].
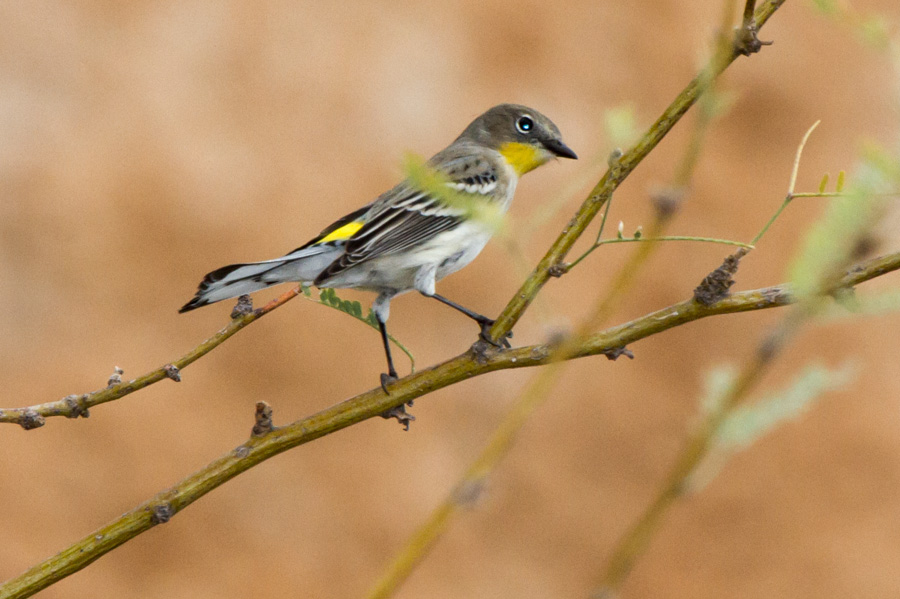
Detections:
[2, 249, 898, 599]
[487, 0, 786, 342]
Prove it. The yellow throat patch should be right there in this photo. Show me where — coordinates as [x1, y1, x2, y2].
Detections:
[499, 142, 548, 175]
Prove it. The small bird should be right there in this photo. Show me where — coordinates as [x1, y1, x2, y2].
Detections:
[180, 104, 577, 390]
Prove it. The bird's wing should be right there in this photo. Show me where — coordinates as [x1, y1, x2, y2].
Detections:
[315, 150, 501, 284]
[291, 202, 374, 252]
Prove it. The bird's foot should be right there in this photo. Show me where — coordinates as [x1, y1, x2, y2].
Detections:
[477, 318, 512, 349]
[380, 371, 399, 394]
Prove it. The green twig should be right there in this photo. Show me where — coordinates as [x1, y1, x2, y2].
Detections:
[750, 120, 821, 245]
[570, 234, 754, 270]
[597, 235, 754, 248]
[749, 196, 792, 246]
[487, 0, 788, 344]
[569, 0, 742, 274]
[790, 191, 842, 198]
[594, 191, 615, 244]
[789, 121, 821, 194]
[0, 284, 417, 428]
[790, 191, 898, 198]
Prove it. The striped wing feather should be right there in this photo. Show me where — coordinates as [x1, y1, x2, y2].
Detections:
[315, 155, 499, 284]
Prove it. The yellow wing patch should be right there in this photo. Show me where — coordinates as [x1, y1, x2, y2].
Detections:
[499, 142, 549, 175]
[317, 221, 364, 244]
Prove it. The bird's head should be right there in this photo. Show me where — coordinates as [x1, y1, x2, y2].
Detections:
[458, 103, 578, 175]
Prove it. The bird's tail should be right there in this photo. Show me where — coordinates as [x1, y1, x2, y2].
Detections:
[179, 245, 339, 313]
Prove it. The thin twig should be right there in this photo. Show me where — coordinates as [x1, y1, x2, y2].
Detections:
[3, 249, 898, 599]
[596, 236, 754, 249]
[576, 0, 771, 272]
[790, 191, 899, 198]
[789, 121, 821, 195]
[0, 287, 301, 428]
[751, 120, 821, 246]
[0, 2, 791, 595]
[592, 275, 842, 597]
[299, 288, 416, 372]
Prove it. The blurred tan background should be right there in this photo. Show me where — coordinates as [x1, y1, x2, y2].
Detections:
[2, 1, 900, 597]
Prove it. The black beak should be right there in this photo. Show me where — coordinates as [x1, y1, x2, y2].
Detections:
[542, 138, 578, 160]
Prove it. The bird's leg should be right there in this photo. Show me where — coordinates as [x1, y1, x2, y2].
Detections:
[377, 317, 399, 393]
[376, 313, 415, 426]
[372, 293, 399, 393]
[427, 293, 512, 349]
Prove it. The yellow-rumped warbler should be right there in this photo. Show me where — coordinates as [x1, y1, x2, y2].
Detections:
[180, 104, 576, 389]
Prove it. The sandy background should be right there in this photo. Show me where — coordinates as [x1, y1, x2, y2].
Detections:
[2, 1, 900, 597]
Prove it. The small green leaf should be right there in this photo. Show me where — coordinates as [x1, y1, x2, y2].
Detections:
[691, 362, 853, 491]
[633, 226, 643, 240]
[603, 105, 640, 150]
[321, 288, 341, 308]
[820, 288, 900, 320]
[716, 363, 854, 450]
[303, 288, 415, 372]
[818, 173, 829, 193]
[403, 153, 505, 231]
[700, 366, 738, 416]
[699, 88, 737, 121]
[810, 0, 839, 15]
[836, 170, 846, 192]
[857, 15, 890, 50]
[787, 152, 893, 301]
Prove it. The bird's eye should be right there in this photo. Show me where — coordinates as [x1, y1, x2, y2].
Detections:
[516, 115, 534, 134]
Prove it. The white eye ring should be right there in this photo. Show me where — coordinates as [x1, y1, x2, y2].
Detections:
[516, 115, 535, 134]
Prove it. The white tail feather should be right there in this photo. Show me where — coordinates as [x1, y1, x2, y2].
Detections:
[180, 245, 341, 312]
